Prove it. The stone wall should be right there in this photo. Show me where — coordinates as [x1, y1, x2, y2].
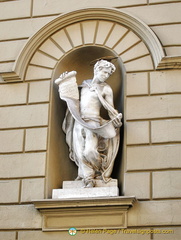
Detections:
[0, 0, 181, 239]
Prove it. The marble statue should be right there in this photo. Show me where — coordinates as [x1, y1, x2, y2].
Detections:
[55, 59, 122, 188]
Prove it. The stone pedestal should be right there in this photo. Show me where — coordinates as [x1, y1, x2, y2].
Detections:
[33, 196, 136, 231]
[52, 179, 119, 199]
[32, 180, 136, 231]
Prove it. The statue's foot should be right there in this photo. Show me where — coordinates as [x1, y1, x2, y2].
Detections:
[95, 175, 103, 180]
[75, 176, 82, 181]
[84, 179, 95, 188]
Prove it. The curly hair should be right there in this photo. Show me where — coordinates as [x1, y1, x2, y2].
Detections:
[94, 60, 116, 75]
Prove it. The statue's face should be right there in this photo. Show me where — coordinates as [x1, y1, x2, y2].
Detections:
[95, 67, 112, 82]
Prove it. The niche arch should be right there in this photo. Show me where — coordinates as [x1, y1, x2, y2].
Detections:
[2, 7, 166, 82]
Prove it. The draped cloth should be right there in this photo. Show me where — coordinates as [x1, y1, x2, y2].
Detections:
[62, 82, 120, 182]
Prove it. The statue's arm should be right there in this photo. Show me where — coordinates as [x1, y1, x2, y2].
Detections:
[104, 85, 122, 128]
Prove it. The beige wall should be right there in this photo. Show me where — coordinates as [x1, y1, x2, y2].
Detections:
[0, 0, 181, 239]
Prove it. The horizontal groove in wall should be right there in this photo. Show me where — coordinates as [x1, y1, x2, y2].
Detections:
[136, 198, 152, 201]
[0, 176, 45, 181]
[149, 22, 181, 27]
[0, 103, 28, 108]
[31, 13, 61, 19]
[150, 92, 181, 96]
[152, 197, 181, 201]
[24, 149, 48, 154]
[0, 0, 13, 1]
[0, 125, 49, 130]
[0, 13, 58, 22]
[149, 1, 181, 6]
[127, 142, 181, 147]
[0, 37, 28, 43]
[0, 60, 14, 64]
[0, 101, 50, 108]
[126, 70, 156, 73]
[127, 141, 181, 147]
[126, 94, 150, 97]
[0, 229, 41, 232]
[27, 101, 50, 106]
[126, 117, 181, 123]
[145, 199, 181, 203]
[151, 141, 181, 145]
[0, 151, 23, 155]
[0, 227, 42, 231]
[0, 16, 31, 23]
[116, 4, 151, 9]
[164, 44, 181, 47]
[0, 150, 47, 155]
[25, 78, 51, 83]
[126, 168, 181, 173]
[127, 143, 151, 147]
[127, 92, 181, 97]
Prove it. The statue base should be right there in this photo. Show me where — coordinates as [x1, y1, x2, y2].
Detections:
[33, 196, 136, 231]
[52, 179, 119, 199]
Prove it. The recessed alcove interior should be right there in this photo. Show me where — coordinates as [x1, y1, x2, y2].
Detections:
[46, 45, 125, 198]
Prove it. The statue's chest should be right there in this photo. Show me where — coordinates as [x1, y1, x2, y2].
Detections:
[81, 86, 99, 100]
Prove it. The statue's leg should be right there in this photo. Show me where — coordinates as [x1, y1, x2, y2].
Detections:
[73, 121, 100, 187]
[76, 127, 96, 187]
[73, 121, 86, 180]
[83, 128, 101, 170]
[82, 125, 102, 187]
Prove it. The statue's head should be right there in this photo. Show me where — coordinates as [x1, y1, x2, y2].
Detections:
[93, 60, 116, 82]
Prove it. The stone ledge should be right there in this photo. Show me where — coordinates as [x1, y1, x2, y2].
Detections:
[52, 187, 119, 199]
[63, 179, 118, 188]
[157, 56, 181, 69]
[33, 196, 136, 231]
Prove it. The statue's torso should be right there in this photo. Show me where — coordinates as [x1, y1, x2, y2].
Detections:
[80, 80, 108, 118]
[80, 85, 101, 118]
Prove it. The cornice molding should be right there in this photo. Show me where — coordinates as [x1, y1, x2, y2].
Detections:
[157, 56, 181, 69]
[33, 196, 136, 231]
[1, 71, 21, 82]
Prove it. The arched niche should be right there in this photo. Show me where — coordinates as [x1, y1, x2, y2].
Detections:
[1, 7, 166, 82]
[48, 45, 125, 197]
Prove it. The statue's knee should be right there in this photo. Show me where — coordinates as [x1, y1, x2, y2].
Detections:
[84, 148, 99, 161]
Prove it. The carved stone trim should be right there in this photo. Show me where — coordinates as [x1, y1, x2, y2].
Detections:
[1, 71, 22, 82]
[33, 196, 136, 231]
[1, 7, 167, 82]
[157, 56, 181, 69]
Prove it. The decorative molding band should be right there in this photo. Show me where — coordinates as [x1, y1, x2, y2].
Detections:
[1, 7, 168, 82]
[157, 56, 181, 69]
[33, 196, 136, 231]
[1, 71, 21, 82]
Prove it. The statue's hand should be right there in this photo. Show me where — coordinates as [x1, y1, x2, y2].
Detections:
[55, 71, 68, 85]
[55, 71, 77, 85]
[59, 71, 68, 80]
[112, 113, 122, 128]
